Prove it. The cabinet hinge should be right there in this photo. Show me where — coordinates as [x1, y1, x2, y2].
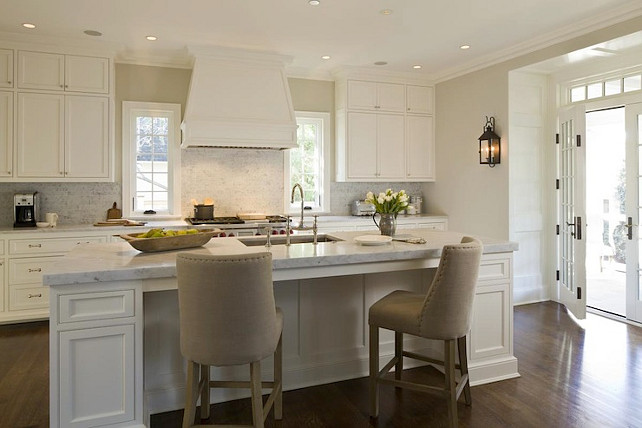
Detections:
[556, 133, 559, 144]
[556, 224, 560, 235]
[576, 135, 581, 147]
[556, 270, 560, 281]
[556, 179, 559, 190]
[577, 287, 582, 299]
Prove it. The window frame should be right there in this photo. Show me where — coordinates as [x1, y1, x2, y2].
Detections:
[122, 101, 181, 219]
[284, 111, 331, 215]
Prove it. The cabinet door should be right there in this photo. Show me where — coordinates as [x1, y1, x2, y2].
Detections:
[59, 324, 136, 427]
[65, 96, 109, 178]
[377, 83, 405, 112]
[0, 91, 12, 177]
[0, 49, 13, 88]
[347, 80, 377, 110]
[17, 51, 65, 91]
[65, 55, 109, 94]
[347, 112, 378, 178]
[0, 259, 4, 313]
[406, 85, 433, 114]
[406, 115, 434, 180]
[377, 114, 405, 179]
[17, 93, 65, 177]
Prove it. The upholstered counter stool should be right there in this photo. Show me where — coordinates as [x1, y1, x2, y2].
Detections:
[368, 237, 483, 428]
[176, 252, 283, 428]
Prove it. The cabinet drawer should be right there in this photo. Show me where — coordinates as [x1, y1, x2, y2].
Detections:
[9, 283, 49, 311]
[417, 222, 446, 231]
[478, 257, 510, 283]
[9, 256, 61, 285]
[9, 236, 106, 255]
[58, 290, 135, 324]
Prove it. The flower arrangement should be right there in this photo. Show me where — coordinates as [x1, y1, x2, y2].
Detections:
[365, 189, 409, 214]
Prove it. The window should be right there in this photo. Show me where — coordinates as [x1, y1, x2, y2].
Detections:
[122, 102, 181, 218]
[284, 111, 331, 214]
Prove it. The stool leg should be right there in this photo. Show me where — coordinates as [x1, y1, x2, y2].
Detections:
[444, 340, 458, 428]
[200, 364, 210, 420]
[394, 331, 403, 380]
[457, 336, 471, 405]
[250, 361, 264, 428]
[369, 324, 379, 417]
[183, 360, 199, 428]
[274, 333, 283, 420]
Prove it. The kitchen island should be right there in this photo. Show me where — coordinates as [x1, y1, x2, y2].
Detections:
[44, 229, 518, 428]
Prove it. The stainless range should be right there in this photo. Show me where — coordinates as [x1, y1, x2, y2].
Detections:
[186, 216, 290, 237]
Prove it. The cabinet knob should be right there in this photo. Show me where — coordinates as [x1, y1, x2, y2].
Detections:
[60, 84, 64, 88]
[375, 105, 380, 109]
[7, 81, 11, 85]
[407, 108, 411, 111]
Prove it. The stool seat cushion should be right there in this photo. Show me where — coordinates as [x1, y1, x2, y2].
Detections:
[369, 290, 424, 336]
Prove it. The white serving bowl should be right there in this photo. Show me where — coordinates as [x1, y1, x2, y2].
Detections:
[36, 222, 50, 228]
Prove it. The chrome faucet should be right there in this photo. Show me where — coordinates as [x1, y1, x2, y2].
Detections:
[291, 183, 305, 228]
[288, 183, 318, 245]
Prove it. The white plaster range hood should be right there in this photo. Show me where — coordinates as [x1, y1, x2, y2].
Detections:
[181, 46, 297, 150]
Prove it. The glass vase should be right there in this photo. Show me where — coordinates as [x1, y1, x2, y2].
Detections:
[373, 213, 397, 236]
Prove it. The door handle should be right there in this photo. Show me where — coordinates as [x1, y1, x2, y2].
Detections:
[566, 217, 582, 240]
[626, 217, 635, 240]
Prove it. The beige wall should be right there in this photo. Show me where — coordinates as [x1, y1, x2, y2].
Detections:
[427, 15, 642, 240]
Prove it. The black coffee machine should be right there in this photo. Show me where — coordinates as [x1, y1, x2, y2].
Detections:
[14, 192, 38, 228]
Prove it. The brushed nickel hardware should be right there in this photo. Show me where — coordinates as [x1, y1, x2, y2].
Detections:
[28, 244, 42, 248]
[28, 293, 42, 298]
[28, 268, 42, 272]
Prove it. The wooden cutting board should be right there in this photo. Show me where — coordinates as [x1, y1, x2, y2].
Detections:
[107, 202, 122, 220]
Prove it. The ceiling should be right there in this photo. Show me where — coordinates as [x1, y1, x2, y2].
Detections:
[2, 0, 642, 80]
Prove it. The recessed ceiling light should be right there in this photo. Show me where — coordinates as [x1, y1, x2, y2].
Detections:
[22, 23, 36, 29]
[380, 9, 393, 15]
[374, 61, 388, 66]
[309, 0, 320, 5]
[321, 55, 331, 60]
[460, 45, 471, 50]
[84, 30, 102, 37]
[146, 35, 157, 41]
[413, 65, 422, 69]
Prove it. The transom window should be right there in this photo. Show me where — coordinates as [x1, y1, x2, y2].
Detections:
[284, 111, 331, 214]
[568, 72, 642, 103]
[122, 102, 181, 218]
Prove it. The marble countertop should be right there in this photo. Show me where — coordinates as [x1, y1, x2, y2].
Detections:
[43, 229, 517, 286]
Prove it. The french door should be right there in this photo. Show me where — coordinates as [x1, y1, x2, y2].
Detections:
[558, 102, 642, 323]
[557, 106, 587, 319]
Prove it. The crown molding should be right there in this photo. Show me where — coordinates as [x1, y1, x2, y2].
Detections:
[0, 30, 122, 56]
[115, 50, 193, 69]
[432, 2, 642, 83]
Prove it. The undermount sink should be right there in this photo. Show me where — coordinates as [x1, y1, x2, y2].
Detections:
[238, 234, 343, 247]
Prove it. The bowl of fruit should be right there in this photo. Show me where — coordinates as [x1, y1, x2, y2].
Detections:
[120, 228, 221, 253]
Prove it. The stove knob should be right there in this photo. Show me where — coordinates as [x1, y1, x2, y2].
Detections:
[279, 229, 286, 235]
[255, 232, 261, 236]
[219, 232, 226, 237]
[272, 229, 278, 235]
[228, 232, 235, 237]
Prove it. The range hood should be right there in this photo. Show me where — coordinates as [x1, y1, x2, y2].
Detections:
[181, 47, 297, 150]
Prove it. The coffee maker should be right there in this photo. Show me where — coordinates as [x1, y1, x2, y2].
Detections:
[14, 192, 39, 228]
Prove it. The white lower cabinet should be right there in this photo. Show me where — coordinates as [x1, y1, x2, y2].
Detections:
[59, 324, 135, 427]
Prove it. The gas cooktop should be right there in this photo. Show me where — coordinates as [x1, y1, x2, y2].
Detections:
[186, 215, 288, 225]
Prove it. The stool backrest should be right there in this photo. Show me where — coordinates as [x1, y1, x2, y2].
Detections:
[419, 237, 483, 340]
[176, 251, 279, 366]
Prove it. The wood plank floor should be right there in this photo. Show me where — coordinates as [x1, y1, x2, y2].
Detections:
[1, 301, 641, 428]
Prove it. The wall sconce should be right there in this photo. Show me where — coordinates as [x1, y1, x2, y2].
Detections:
[478, 116, 501, 167]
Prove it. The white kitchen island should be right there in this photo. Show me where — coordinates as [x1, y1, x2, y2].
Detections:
[43, 229, 518, 428]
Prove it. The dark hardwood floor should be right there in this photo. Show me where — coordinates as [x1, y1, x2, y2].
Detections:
[1, 302, 641, 428]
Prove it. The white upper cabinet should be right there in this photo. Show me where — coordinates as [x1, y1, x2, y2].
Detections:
[65, 96, 109, 178]
[18, 51, 109, 94]
[406, 115, 435, 180]
[0, 91, 12, 177]
[347, 80, 405, 112]
[0, 49, 13, 88]
[406, 85, 434, 115]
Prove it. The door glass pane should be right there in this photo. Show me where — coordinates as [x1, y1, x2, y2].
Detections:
[586, 107, 626, 316]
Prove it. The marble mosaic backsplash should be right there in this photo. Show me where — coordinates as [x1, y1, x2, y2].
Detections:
[0, 149, 424, 226]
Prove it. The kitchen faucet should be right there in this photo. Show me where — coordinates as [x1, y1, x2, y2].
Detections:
[287, 183, 318, 245]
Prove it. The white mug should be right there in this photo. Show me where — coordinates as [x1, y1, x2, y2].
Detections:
[45, 212, 59, 227]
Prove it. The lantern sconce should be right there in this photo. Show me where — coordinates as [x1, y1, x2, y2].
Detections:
[478, 116, 501, 167]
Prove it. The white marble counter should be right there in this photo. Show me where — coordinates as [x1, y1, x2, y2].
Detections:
[43, 229, 516, 286]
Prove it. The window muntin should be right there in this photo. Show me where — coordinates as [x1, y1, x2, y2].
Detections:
[567, 71, 642, 104]
[285, 112, 331, 214]
[122, 102, 181, 218]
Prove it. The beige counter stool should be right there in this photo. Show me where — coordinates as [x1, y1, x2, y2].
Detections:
[368, 236, 483, 428]
[176, 252, 283, 428]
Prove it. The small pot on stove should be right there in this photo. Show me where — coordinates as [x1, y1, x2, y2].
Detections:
[193, 204, 214, 220]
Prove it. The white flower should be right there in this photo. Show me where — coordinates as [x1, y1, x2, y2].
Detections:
[399, 194, 408, 202]
[366, 191, 374, 201]
[377, 196, 385, 204]
[385, 188, 392, 194]
[392, 192, 398, 199]
[385, 195, 392, 202]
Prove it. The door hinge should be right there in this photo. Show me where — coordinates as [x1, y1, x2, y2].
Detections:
[556, 224, 560, 235]
[556, 270, 560, 281]
[576, 135, 581, 147]
[577, 287, 582, 300]
[556, 133, 559, 144]
[556, 179, 559, 190]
